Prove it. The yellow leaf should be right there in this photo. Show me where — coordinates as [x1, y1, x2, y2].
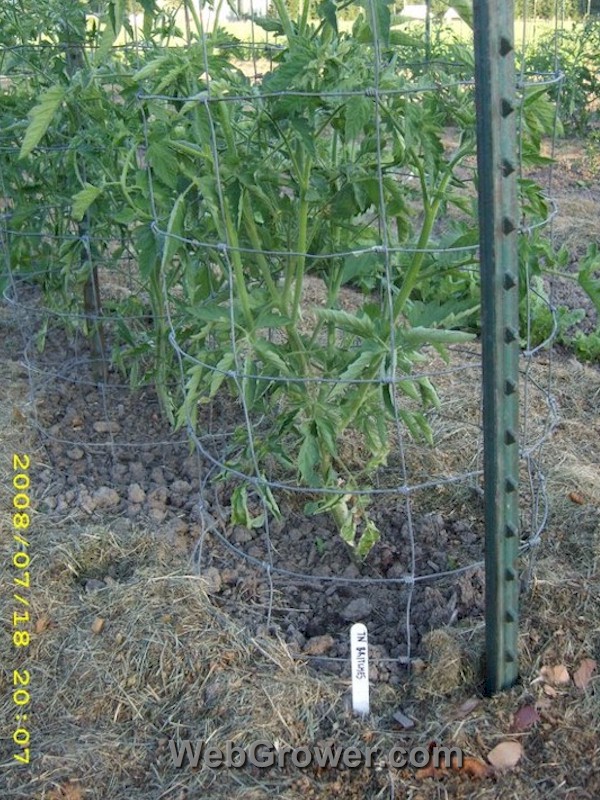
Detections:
[487, 740, 523, 770]
[540, 664, 571, 685]
[35, 614, 51, 634]
[573, 658, 597, 690]
[91, 617, 105, 634]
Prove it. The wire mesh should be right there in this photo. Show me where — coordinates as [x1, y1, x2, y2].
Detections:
[0, 0, 566, 684]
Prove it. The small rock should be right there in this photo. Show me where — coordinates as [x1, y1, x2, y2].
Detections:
[67, 447, 85, 461]
[111, 464, 128, 480]
[55, 496, 69, 514]
[140, 450, 156, 466]
[220, 568, 239, 586]
[182, 455, 197, 477]
[93, 420, 121, 434]
[127, 504, 142, 518]
[147, 486, 168, 509]
[128, 483, 146, 504]
[149, 507, 167, 523]
[91, 617, 105, 634]
[232, 526, 253, 545]
[340, 597, 372, 621]
[93, 486, 120, 509]
[392, 709, 415, 729]
[150, 466, 166, 485]
[129, 461, 146, 483]
[171, 480, 192, 496]
[79, 494, 96, 516]
[167, 517, 189, 537]
[303, 634, 335, 656]
[85, 578, 106, 593]
[199, 566, 222, 594]
[342, 563, 360, 579]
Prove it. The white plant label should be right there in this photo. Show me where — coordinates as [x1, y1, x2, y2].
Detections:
[350, 622, 370, 716]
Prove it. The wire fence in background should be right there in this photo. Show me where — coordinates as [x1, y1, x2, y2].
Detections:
[0, 0, 567, 688]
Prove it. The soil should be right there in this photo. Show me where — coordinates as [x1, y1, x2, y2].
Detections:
[6, 283, 490, 687]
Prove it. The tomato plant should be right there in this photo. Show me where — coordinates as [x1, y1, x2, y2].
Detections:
[7, 0, 563, 556]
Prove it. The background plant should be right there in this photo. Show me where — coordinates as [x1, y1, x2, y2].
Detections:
[523, 18, 600, 135]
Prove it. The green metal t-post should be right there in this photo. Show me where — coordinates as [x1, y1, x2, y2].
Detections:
[473, 0, 520, 694]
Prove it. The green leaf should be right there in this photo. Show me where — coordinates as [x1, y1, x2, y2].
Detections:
[329, 349, 381, 400]
[209, 352, 236, 399]
[358, 0, 391, 46]
[578, 244, 600, 314]
[253, 16, 285, 35]
[254, 310, 293, 328]
[231, 485, 265, 529]
[418, 377, 441, 409]
[399, 409, 433, 444]
[136, 225, 158, 279]
[133, 54, 172, 81]
[388, 31, 425, 47]
[262, 43, 316, 93]
[318, 0, 338, 33]
[356, 518, 380, 559]
[148, 141, 180, 189]
[315, 308, 377, 339]
[71, 183, 102, 221]
[160, 191, 186, 271]
[20, 85, 66, 159]
[298, 424, 321, 487]
[314, 414, 338, 459]
[401, 326, 475, 346]
[192, 304, 231, 323]
[253, 339, 291, 376]
[451, 0, 473, 28]
[345, 96, 372, 142]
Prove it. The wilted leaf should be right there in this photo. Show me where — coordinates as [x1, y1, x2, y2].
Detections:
[47, 780, 83, 800]
[392, 709, 415, 729]
[72, 183, 102, 221]
[487, 740, 523, 770]
[455, 696, 480, 718]
[91, 617, 105, 634]
[511, 704, 540, 732]
[20, 84, 66, 158]
[12, 406, 27, 424]
[416, 751, 491, 780]
[460, 757, 492, 779]
[540, 664, 571, 685]
[35, 614, 51, 634]
[573, 658, 597, 690]
[303, 634, 335, 656]
[543, 684, 558, 697]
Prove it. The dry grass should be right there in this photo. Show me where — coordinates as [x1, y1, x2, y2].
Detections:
[1, 287, 599, 799]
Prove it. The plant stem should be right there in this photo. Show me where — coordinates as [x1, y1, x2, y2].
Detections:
[392, 149, 467, 322]
[271, 0, 295, 42]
